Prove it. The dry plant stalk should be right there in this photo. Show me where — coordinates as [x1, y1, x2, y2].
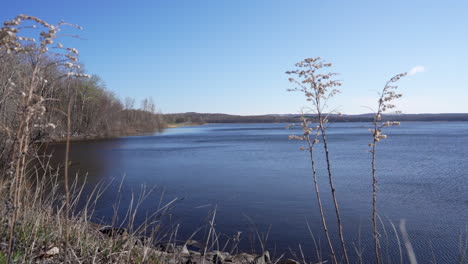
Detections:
[0, 14, 87, 263]
[64, 98, 72, 249]
[289, 115, 338, 264]
[286, 57, 349, 264]
[369, 72, 406, 264]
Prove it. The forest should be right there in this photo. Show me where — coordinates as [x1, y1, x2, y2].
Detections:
[0, 41, 165, 169]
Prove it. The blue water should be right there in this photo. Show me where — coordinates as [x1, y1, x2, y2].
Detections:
[52, 122, 468, 263]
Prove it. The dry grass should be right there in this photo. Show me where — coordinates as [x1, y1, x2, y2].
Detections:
[0, 156, 180, 263]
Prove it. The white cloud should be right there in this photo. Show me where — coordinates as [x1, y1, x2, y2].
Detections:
[408, 65, 425, 76]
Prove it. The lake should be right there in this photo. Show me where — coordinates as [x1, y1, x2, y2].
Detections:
[48, 122, 468, 263]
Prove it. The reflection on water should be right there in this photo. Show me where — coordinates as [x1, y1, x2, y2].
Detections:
[47, 122, 468, 263]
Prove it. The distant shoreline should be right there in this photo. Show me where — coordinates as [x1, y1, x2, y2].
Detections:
[43, 115, 468, 145]
[164, 112, 468, 125]
[166, 122, 205, 128]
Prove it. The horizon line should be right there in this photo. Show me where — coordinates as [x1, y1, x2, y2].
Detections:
[163, 112, 468, 116]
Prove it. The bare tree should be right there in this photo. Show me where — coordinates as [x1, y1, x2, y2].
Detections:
[125, 96, 135, 110]
[147, 97, 156, 114]
[141, 98, 149, 112]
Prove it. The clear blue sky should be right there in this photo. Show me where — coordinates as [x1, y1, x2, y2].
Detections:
[2, 0, 467, 114]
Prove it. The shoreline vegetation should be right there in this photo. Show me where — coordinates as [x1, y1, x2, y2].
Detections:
[48, 111, 468, 142]
[0, 173, 279, 264]
[39, 112, 468, 143]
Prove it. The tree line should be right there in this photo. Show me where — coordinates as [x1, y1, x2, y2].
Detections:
[0, 38, 165, 169]
[164, 112, 468, 124]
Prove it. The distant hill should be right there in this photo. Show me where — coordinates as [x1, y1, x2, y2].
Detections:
[164, 112, 468, 124]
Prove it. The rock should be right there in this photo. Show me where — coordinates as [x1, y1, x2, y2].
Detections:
[99, 226, 128, 238]
[212, 251, 225, 264]
[254, 251, 270, 264]
[44, 246, 59, 258]
[182, 256, 196, 264]
[186, 239, 203, 248]
[277, 259, 300, 264]
[151, 249, 169, 258]
[177, 244, 190, 255]
[137, 236, 152, 245]
[165, 244, 175, 253]
[186, 239, 204, 251]
[189, 250, 201, 256]
[232, 253, 255, 264]
[156, 243, 176, 253]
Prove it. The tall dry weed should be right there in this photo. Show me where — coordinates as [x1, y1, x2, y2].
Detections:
[286, 57, 348, 264]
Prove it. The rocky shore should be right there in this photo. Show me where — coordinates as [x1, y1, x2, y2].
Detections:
[97, 226, 302, 264]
